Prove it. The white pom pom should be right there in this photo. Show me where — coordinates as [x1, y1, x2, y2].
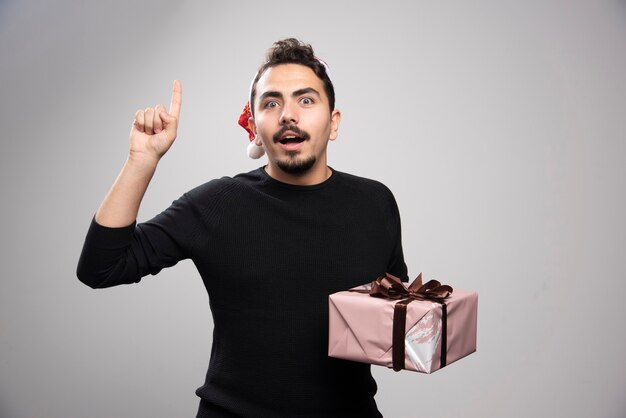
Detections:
[247, 141, 265, 159]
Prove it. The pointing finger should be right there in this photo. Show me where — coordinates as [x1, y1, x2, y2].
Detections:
[169, 79, 182, 119]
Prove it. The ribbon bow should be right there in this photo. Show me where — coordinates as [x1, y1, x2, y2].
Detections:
[369, 272, 452, 303]
[352, 272, 453, 371]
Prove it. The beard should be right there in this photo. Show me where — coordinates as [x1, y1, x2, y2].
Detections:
[270, 124, 316, 174]
[276, 153, 317, 174]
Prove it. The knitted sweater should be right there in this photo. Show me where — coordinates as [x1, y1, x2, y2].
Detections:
[77, 166, 408, 418]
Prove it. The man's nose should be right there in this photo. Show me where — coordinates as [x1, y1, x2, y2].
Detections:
[280, 101, 298, 125]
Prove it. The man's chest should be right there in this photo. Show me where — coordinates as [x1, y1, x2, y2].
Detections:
[199, 197, 395, 306]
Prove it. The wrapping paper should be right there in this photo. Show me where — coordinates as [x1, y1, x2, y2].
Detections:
[328, 282, 478, 373]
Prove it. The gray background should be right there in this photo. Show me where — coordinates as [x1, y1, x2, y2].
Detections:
[1, 0, 624, 417]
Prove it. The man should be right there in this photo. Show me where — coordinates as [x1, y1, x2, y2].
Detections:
[77, 38, 408, 418]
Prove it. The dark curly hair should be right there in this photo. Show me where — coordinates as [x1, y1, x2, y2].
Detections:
[250, 38, 335, 116]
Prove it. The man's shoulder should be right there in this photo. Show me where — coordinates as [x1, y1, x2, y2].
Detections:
[333, 169, 402, 229]
[334, 169, 395, 198]
[184, 167, 264, 201]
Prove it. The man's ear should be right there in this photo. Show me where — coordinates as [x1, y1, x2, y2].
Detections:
[248, 116, 262, 146]
[329, 109, 342, 141]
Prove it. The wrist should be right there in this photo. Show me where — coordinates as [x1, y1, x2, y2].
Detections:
[126, 151, 160, 173]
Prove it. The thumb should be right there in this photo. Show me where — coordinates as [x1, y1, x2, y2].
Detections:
[160, 110, 177, 126]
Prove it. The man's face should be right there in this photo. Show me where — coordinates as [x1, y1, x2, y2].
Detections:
[250, 64, 341, 180]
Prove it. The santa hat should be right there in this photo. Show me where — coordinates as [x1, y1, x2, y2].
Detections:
[237, 102, 265, 159]
[237, 57, 333, 159]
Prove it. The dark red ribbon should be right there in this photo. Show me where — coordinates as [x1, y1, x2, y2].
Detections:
[351, 272, 453, 371]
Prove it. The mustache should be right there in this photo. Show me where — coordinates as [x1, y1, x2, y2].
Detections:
[273, 125, 310, 142]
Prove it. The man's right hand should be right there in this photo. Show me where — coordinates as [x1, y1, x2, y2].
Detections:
[93, 80, 183, 227]
[128, 80, 182, 166]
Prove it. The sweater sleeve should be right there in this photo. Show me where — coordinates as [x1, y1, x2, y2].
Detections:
[385, 189, 409, 282]
[76, 192, 203, 289]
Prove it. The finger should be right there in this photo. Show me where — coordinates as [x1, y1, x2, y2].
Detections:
[159, 110, 176, 127]
[134, 109, 145, 133]
[154, 104, 166, 133]
[168, 80, 182, 119]
[144, 107, 155, 135]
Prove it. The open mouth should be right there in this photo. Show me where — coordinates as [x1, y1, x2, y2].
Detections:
[279, 135, 306, 145]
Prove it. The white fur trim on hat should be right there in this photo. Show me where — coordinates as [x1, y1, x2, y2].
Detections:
[247, 141, 265, 159]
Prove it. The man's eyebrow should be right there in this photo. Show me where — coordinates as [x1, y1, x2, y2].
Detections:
[259, 91, 283, 102]
[259, 88, 321, 102]
[293, 87, 321, 98]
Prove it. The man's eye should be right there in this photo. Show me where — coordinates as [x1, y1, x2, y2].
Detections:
[264, 101, 279, 109]
[300, 97, 314, 105]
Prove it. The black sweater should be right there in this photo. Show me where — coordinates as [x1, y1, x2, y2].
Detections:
[77, 167, 408, 418]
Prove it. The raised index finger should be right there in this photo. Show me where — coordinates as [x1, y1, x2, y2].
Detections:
[169, 79, 182, 118]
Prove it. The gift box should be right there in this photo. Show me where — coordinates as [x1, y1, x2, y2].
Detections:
[328, 273, 478, 373]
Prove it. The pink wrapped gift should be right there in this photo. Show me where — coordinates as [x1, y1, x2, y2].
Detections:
[328, 273, 478, 373]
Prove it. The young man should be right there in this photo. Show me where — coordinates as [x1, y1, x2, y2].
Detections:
[77, 39, 408, 418]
